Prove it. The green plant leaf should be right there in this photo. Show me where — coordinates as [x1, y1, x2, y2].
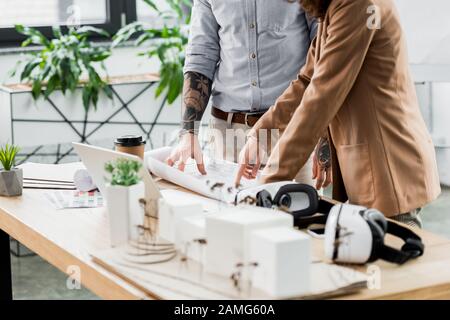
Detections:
[104, 159, 142, 186]
[31, 80, 42, 100]
[76, 26, 110, 38]
[44, 74, 59, 98]
[142, 0, 160, 12]
[102, 85, 113, 99]
[90, 50, 111, 62]
[16, 25, 50, 46]
[82, 86, 92, 111]
[20, 57, 42, 81]
[0, 144, 20, 171]
[166, 63, 183, 104]
[52, 25, 63, 38]
[112, 22, 145, 47]
[12, 25, 113, 111]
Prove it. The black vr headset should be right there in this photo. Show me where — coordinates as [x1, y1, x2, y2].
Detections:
[235, 181, 334, 224]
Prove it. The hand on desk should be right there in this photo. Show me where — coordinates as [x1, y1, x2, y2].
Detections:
[166, 133, 207, 175]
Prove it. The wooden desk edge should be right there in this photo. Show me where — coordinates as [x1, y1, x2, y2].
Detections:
[1, 187, 449, 300]
[0, 206, 147, 300]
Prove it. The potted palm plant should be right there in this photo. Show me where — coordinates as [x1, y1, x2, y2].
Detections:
[104, 158, 145, 247]
[112, 0, 191, 104]
[1, 24, 170, 162]
[12, 25, 113, 111]
[0, 144, 22, 197]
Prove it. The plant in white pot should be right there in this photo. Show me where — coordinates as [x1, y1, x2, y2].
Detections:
[0, 144, 22, 197]
[104, 158, 145, 247]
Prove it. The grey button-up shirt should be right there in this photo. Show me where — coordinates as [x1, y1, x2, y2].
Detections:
[184, 0, 317, 113]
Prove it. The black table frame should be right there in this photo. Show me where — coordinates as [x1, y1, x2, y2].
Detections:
[0, 228, 12, 300]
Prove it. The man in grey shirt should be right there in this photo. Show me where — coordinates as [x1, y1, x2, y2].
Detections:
[167, 0, 330, 189]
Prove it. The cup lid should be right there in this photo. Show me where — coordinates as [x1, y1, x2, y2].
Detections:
[114, 135, 146, 147]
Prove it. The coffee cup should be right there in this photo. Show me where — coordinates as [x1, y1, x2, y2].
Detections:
[114, 135, 146, 159]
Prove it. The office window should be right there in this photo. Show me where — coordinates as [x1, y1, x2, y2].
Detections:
[136, 0, 191, 27]
[136, 0, 166, 22]
[0, 0, 108, 28]
[0, 0, 130, 46]
[0, 0, 190, 46]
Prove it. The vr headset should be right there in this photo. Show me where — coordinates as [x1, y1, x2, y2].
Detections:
[236, 182, 424, 265]
[324, 204, 424, 265]
[235, 182, 334, 225]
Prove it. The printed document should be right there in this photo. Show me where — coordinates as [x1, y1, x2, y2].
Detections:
[145, 147, 260, 203]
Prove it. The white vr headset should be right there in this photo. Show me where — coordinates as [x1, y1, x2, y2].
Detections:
[236, 182, 424, 265]
[324, 204, 424, 265]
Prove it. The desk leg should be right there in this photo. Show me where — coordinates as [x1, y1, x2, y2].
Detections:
[0, 229, 13, 300]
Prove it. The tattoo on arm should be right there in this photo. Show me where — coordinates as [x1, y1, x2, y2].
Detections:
[316, 137, 331, 169]
[182, 71, 213, 134]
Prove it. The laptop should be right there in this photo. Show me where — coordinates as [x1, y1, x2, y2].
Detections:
[73, 142, 221, 216]
[72, 142, 161, 206]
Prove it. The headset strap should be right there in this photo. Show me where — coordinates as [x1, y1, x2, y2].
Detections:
[318, 198, 335, 215]
[379, 221, 424, 265]
[293, 198, 334, 229]
[294, 213, 329, 229]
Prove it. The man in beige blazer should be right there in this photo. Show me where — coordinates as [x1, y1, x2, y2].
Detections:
[235, 0, 441, 227]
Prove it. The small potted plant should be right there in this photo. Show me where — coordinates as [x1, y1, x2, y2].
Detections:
[0, 144, 22, 197]
[104, 158, 145, 247]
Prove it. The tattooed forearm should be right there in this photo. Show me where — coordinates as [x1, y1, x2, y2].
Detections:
[181, 71, 213, 134]
[316, 136, 331, 169]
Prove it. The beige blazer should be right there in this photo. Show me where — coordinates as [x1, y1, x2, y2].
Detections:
[251, 0, 441, 216]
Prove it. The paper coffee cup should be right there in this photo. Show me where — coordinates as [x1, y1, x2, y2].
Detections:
[114, 135, 146, 159]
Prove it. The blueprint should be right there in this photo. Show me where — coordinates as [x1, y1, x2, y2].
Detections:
[145, 147, 260, 203]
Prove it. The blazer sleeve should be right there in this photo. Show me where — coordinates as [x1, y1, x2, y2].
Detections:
[260, 0, 378, 183]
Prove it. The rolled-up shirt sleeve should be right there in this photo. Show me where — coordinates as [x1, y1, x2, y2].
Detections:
[183, 0, 220, 81]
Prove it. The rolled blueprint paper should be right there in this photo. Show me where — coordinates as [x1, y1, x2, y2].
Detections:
[74, 169, 97, 192]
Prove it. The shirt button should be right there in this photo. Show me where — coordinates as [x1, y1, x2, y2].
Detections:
[250, 22, 255, 29]
[251, 80, 257, 87]
[250, 53, 256, 59]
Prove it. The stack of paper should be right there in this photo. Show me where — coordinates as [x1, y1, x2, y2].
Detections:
[18, 162, 85, 190]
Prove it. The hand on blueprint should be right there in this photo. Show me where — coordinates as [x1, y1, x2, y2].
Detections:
[166, 133, 207, 175]
[235, 136, 264, 187]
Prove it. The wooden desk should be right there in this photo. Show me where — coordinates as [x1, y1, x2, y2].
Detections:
[1, 186, 450, 300]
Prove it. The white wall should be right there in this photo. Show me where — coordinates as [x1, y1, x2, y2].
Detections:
[396, 0, 450, 65]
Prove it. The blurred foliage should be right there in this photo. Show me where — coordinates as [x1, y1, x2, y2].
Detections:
[12, 25, 113, 111]
[113, 0, 192, 104]
[104, 158, 143, 187]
